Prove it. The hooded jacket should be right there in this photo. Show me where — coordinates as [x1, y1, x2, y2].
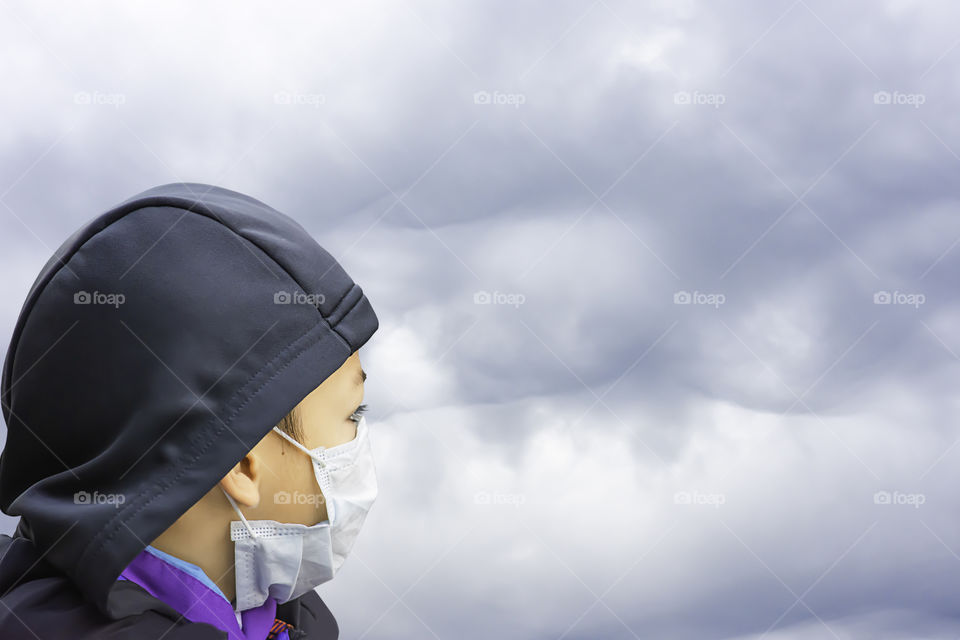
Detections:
[0, 182, 379, 638]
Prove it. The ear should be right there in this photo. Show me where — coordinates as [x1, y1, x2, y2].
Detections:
[219, 451, 262, 509]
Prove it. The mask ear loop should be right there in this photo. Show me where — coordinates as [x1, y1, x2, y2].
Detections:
[220, 486, 257, 539]
[272, 427, 326, 468]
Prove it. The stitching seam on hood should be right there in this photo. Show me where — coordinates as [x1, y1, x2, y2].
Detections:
[4, 198, 311, 420]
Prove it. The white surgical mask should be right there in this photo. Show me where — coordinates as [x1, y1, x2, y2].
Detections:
[221, 415, 378, 612]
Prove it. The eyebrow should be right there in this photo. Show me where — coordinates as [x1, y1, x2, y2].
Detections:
[356, 368, 367, 386]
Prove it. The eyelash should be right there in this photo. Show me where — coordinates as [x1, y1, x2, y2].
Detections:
[349, 404, 368, 423]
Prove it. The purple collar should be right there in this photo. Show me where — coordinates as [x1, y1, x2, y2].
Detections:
[118, 547, 279, 640]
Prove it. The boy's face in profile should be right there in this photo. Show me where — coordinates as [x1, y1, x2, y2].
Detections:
[149, 349, 368, 603]
[226, 350, 368, 526]
[152, 351, 366, 568]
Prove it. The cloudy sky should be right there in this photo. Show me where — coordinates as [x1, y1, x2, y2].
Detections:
[2, 1, 959, 638]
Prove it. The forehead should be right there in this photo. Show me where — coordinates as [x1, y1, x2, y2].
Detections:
[300, 352, 364, 407]
[343, 350, 364, 384]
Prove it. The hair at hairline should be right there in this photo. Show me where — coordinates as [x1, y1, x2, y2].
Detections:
[275, 404, 304, 444]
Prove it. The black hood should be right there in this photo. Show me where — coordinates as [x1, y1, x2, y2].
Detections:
[0, 182, 378, 615]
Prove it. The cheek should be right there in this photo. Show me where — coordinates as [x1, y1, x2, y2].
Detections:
[272, 455, 329, 525]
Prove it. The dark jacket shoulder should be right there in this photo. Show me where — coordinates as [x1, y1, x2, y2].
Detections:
[0, 533, 338, 639]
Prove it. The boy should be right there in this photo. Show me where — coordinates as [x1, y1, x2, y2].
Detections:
[0, 183, 379, 639]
